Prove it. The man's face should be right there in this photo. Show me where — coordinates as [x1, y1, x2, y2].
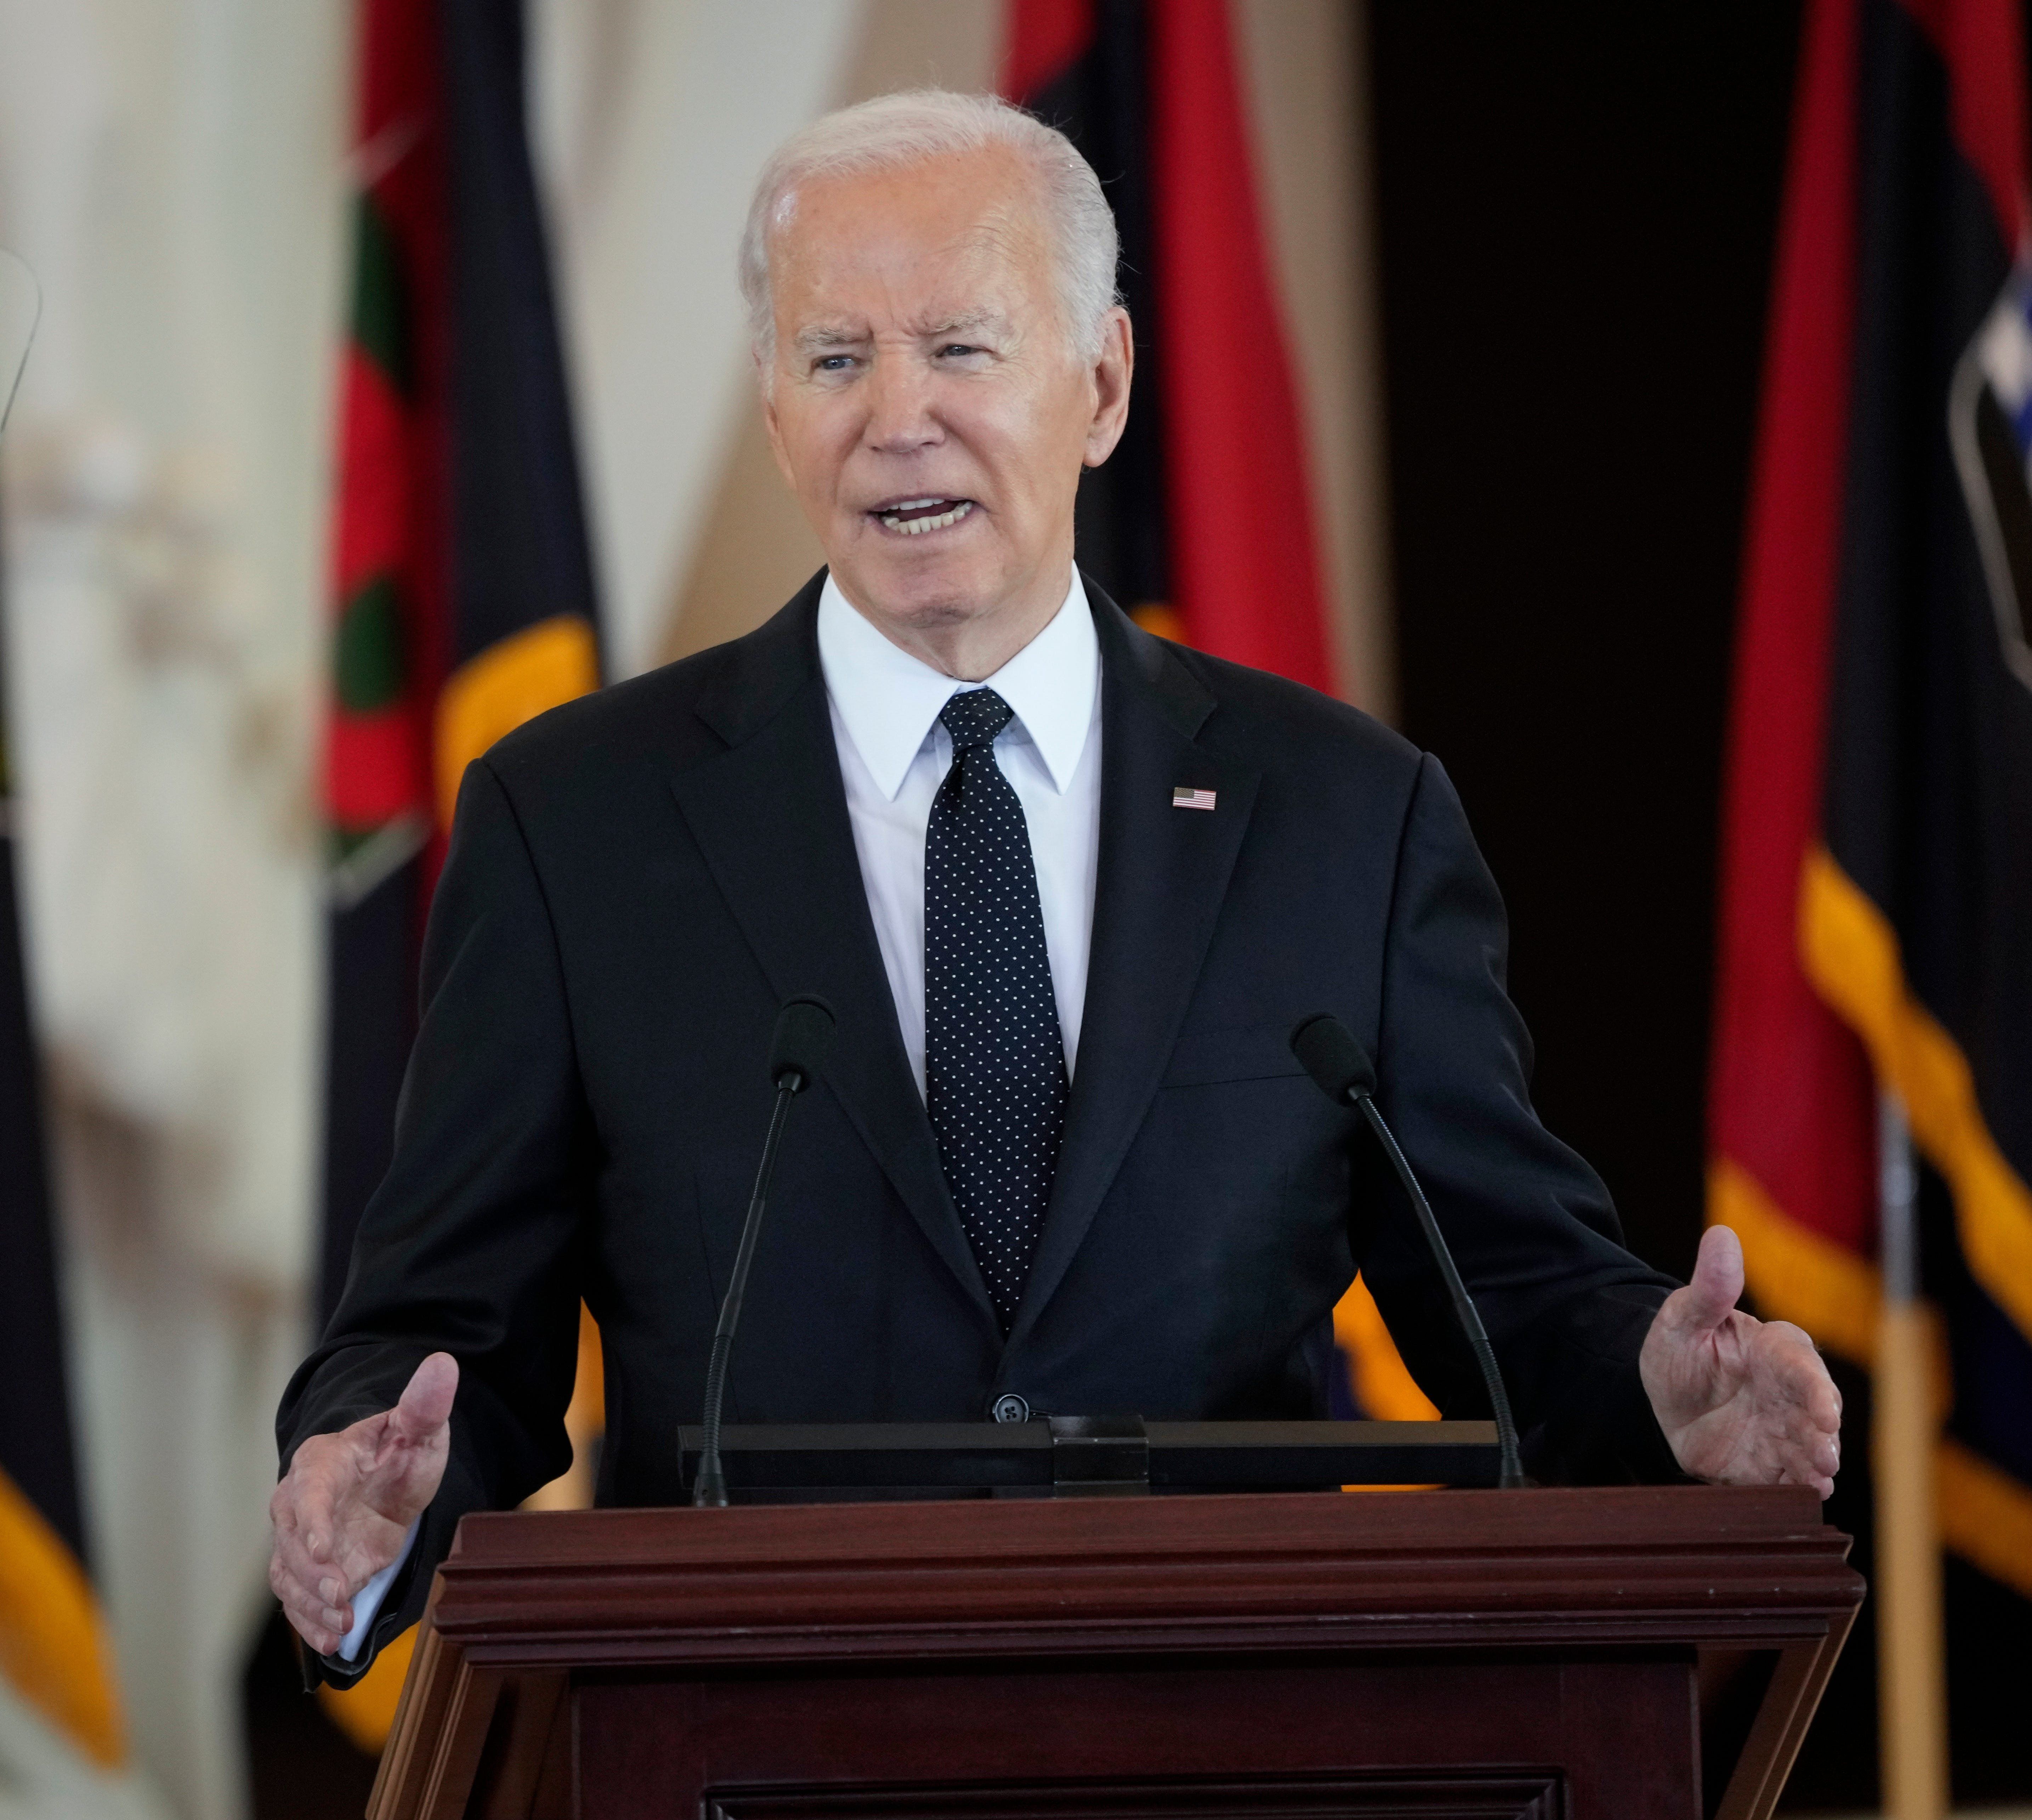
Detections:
[761, 146, 1127, 659]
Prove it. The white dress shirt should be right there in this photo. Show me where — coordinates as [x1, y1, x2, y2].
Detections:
[336, 1516, 415, 1660]
[818, 566, 1102, 1089]
[337, 567, 1103, 1662]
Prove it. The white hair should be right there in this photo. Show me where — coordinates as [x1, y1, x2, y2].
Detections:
[739, 89, 1120, 373]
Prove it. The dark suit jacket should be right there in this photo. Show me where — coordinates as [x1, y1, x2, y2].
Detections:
[279, 573, 1681, 1682]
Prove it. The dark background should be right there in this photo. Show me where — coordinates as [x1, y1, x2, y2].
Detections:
[243, 5, 2030, 1813]
[1369, 1, 2031, 1808]
[1371, 0, 1794, 1289]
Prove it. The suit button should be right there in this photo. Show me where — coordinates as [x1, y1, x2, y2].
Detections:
[991, 1393, 1031, 1423]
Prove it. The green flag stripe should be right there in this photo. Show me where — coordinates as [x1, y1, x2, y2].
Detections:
[330, 824, 391, 862]
[350, 192, 410, 396]
[334, 572, 408, 712]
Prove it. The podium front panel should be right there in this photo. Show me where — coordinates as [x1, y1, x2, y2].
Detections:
[579, 1657, 1699, 1819]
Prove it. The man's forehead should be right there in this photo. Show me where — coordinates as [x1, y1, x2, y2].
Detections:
[773, 150, 1047, 271]
[776, 212, 1045, 347]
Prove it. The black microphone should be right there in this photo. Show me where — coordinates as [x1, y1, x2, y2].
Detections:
[1290, 1013, 1525, 1488]
[692, 994, 838, 1508]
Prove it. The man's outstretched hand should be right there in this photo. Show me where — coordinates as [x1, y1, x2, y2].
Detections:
[268, 1353, 457, 1656]
[1640, 1226, 1841, 1497]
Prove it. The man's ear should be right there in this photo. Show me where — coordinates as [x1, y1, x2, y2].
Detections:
[1083, 306, 1134, 469]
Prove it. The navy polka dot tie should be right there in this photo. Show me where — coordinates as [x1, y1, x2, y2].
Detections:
[925, 688, 1069, 1333]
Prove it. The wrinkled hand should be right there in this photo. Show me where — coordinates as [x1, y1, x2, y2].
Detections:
[268, 1353, 457, 1656]
[1640, 1226, 1841, 1498]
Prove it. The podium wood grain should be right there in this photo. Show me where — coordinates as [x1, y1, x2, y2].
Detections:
[365, 1485, 1861, 1820]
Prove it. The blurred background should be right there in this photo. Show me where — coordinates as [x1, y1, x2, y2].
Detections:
[0, 2, 2027, 1817]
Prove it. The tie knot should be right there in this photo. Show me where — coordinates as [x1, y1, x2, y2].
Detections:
[939, 687, 1014, 753]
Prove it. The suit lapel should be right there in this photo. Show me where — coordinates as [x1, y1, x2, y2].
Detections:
[1008, 589, 1261, 1347]
[667, 579, 995, 1325]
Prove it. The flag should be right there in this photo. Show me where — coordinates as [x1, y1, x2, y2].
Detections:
[1710, 0, 2032, 1604]
[1001, 0, 1424, 1422]
[1000, 0, 1335, 689]
[318, 0, 602, 1745]
[0, 260, 123, 1773]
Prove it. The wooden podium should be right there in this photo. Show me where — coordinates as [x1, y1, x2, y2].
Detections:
[367, 1485, 1860, 1820]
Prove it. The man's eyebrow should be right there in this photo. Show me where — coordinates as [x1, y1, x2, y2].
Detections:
[792, 324, 868, 356]
[921, 309, 1009, 340]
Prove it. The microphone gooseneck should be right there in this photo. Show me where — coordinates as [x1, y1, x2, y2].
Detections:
[693, 995, 837, 1508]
[1290, 1012, 1526, 1489]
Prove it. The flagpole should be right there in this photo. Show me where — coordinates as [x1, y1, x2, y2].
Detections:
[1874, 1089, 1947, 1820]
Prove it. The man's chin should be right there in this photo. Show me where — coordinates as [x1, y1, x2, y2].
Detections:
[834, 552, 1001, 634]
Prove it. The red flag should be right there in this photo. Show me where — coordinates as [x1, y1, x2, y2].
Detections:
[1708, 0, 1879, 1358]
[1147, 0, 1334, 690]
[1001, 0, 1336, 692]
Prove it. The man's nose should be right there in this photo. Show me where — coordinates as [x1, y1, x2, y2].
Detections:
[862, 354, 941, 453]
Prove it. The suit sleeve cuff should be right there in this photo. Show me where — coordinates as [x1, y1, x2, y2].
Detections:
[297, 1522, 427, 1692]
[1601, 1352, 1696, 1484]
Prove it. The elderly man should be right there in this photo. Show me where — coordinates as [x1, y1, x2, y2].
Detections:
[272, 90, 1840, 1680]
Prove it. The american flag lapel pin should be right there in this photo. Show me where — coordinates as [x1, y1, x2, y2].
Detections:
[1172, 785, 1218, 811]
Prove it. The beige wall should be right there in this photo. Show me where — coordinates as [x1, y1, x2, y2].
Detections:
[659, 1, 1001, 665]
[1236, 0, 1394, 720]
[659, 0, 1394, 723]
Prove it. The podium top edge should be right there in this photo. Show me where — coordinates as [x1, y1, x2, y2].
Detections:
[450, 1482, 1854, 1578]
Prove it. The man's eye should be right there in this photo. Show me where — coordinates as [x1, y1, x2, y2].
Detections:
[815, 355, 857, 373]
[939, 343, 983, 359]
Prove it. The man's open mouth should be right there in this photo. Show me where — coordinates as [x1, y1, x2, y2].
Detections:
[872, 496, 976, 535]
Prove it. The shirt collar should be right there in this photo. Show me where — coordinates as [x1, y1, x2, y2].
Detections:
[817, 568, 1098, 801]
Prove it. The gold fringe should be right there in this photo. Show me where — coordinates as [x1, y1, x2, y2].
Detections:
[1713, 1157, 1951, 1414]
[1936, 1435, 2032, 1600]
[524, 1305, 604, 1512]
[433, 614, 599, 833]
[1709, 1156, 1883, 1367]
[0, 1468, 124, 1766]
[316, 1622, 415, 1756]
[1333, 1273, 1440, 1421]
[1800, 843, 2032, 1346]
[1128, 602, 1186, 643]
